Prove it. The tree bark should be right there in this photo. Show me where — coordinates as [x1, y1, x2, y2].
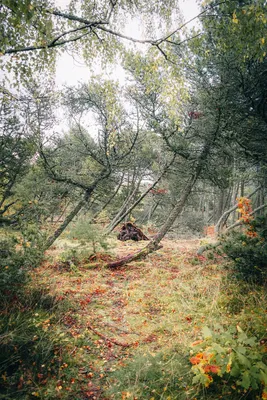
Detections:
[106, 179, 141, 233]
[106, 172, 200, 268]
[45, 190, 91, 250]
[198, 203, 267, 256]
[105, 156, 176, 234]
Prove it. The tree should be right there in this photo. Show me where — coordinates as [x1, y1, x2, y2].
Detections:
[0, 0, 184, 82]
[0, 89, 37, 225]
[37, 77, 147, 248]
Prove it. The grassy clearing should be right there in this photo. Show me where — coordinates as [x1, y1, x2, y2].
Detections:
[1, 237, 266, 399]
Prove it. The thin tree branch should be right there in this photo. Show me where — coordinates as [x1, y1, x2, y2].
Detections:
[225, 203, 267, 233]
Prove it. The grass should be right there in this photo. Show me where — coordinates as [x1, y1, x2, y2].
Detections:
[0, 237, 266, 399]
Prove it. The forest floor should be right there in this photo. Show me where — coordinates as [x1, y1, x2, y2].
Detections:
[24, 236, 266, 400]
[2, 235, 266, 400]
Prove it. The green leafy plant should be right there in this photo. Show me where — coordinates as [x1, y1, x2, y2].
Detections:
[0, 224, 46, 308]
[189, 326, 267, 399]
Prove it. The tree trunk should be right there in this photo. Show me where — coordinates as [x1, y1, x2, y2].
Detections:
[105, 156, 176, 234]
[106, 177, 142, 233]
[45, 191, 91, 249]
[225, 203, 267, 233]
[215, 185, 261, 235]
[106, 172, 199, 268]
[92, 173, 125, 221]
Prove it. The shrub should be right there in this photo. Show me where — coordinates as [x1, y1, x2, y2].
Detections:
[189, 326, 267, 399]
[0, 226, 46, 308]
[222, 215, 267, 284]
[0, 236, 28, 307]
[67, 217, 109, 254]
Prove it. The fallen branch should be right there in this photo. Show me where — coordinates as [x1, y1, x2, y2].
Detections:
[87, 324, 133, 347]
[102, 322, 140, 335]
[106, 242, 163, 268]
[197, 241, 221, 256]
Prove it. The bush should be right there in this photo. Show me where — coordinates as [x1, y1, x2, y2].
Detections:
[189, 326, 267, 399]
[222, 215, 267, 284]
[67, 217, 110, 254]
[0, 228, 45, 308]
[0, 236, 28, 307]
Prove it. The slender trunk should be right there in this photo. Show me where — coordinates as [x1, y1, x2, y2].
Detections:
[106, 172, 199, 268]
[106, 178, 142, 233]
[92, 173, 125, 221]
[106, 175, 160, 234]
[225, 203, 267, 233]
[45, 191, 91, 249]
[240, 180, 245, 197]
[231, 182, 239, 224]
[215, 185, 261, 235]
[105, 156, 176, 234]
[216, 188, 225, 223]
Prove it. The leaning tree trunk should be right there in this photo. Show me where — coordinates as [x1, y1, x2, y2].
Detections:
[215, 185, 261, 235]
[224, 203, 267, 233]
[106, 172, 199, 268]
[45, 190, 92, 250]
[106, 177, 142, 233]
[105, 156, 176, 235]
[92, 173, 125, 222]
[105, 109, 224, 268]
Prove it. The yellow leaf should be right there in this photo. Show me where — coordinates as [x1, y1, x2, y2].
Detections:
[232, 12, 239, 24]
[261, 38, 265, 44]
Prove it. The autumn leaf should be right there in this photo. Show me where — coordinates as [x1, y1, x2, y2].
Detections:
[232, 11, 239, 23]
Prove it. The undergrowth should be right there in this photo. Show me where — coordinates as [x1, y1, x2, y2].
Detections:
[0, 236, 266, 399]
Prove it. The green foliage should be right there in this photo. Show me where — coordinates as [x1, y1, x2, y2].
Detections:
[222, 215, 267, 284]
[0, 0, 180, 83]
[106, 350, 194, 399]
[67, 216, 109, 254]
[189, 325, 267, 399]
[0, 236, 28, 306]
[0, 225, 46, 308]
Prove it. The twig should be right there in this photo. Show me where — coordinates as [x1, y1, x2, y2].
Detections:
[87, 323, 133, 347]
[102, 322, 140, 335]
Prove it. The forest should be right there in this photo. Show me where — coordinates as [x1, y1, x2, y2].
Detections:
[0, 0, 267, 399]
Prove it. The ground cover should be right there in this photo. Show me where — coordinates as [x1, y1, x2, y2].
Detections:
[1, 237, 266, 399]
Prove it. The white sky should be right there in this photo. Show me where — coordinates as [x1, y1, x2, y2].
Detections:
[55, 0, 201, 88]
